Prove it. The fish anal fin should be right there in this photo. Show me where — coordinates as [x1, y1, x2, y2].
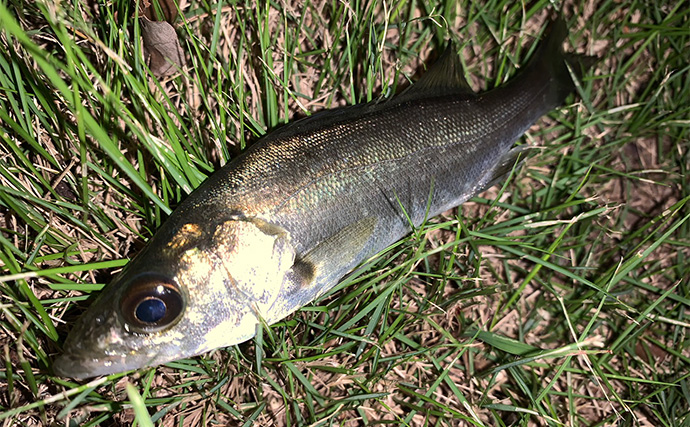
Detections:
[479, 146, 533, 192]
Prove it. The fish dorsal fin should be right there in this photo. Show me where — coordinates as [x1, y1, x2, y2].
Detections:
[262, 44, 473, 142]
[261, 102, 375, 142]
[394, 43, 475, 104]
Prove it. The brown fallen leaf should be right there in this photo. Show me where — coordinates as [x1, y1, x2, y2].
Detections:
[140, 19, 186, 78]
[140, 0, 178, 24]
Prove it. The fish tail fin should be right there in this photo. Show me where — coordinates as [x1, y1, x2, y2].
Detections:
[523, 17, 596, 109]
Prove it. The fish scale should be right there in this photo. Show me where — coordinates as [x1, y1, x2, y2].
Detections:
[269, 97, 511, 239]
[53, 18, 590, 379]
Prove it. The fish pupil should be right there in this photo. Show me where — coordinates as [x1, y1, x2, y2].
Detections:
[120, 274, 184, 332]
[135, 298, 166, 323]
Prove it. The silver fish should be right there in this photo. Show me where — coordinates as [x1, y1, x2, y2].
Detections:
[54, 18, 587, 379]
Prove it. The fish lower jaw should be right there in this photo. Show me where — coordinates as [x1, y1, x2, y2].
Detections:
[53, 353, 123, 379]
[53, 348, 168, 380]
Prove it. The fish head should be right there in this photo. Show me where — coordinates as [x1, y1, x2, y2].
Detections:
[53, 216, 297, 379]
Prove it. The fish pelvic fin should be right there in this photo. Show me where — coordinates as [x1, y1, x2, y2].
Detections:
[478, 146, 533, 192]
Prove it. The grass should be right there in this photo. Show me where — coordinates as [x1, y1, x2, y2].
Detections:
[0, 0, 688, 425]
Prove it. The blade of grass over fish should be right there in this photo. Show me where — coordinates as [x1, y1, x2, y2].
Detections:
[125, 383, 155, 427]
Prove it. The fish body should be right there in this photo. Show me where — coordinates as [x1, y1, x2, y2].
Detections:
[54, 19, 585, 379]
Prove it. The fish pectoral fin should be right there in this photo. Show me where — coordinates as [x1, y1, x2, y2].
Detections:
[301, 216, 378, 286]
[264, 217, 378, 323]
[479, 146, 533, 192]
[394, 43, 475, 105]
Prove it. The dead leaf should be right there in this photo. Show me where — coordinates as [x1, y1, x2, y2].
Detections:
[140, 19, 186, 78]
[139, 0, 178, 23]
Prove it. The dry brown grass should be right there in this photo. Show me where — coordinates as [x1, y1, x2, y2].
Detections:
[0, 0, 688, 425]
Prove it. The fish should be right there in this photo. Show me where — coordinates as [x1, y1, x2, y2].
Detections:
[53, 18, 589, 379]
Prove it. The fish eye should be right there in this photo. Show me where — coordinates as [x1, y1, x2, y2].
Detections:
[120, 274, 185, 332]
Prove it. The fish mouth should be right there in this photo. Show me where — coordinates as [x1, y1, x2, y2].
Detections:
[53, 336, 184, 379]
[53, 351, 136, 380]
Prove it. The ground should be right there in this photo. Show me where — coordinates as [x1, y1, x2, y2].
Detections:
[0, 0, 688, 426]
